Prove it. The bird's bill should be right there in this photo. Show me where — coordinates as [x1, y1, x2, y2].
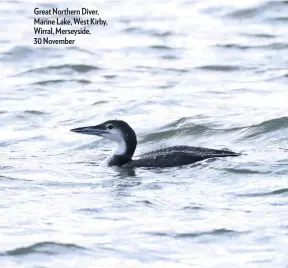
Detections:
[70, 125, 108, 136]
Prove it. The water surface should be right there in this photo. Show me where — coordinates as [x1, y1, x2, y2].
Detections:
[1, 0, 288, 267]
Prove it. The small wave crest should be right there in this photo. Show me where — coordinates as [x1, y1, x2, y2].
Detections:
[196, 65, 242, 72]
[31, 79, 91, 86]
[239, 117, 288, 140]
[238, 188, 288, 197]
[2, 242, 87, 256]
[223, 1, 286, 20]
[147, 228, 247, 239]
[25, 64, 101, 74]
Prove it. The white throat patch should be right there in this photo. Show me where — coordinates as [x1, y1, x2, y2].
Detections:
[100, 128, 127, 155]
[99, 128, 127, 166]
[114, 139, 127, 155]
[100, 140, 127, 167]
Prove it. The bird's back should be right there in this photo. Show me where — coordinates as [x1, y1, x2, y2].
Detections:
[123, 146, 239, 168]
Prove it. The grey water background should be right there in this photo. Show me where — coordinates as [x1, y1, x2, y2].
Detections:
[1, 0, 288, 267]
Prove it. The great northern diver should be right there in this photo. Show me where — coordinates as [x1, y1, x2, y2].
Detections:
[71, 120, 239, 168]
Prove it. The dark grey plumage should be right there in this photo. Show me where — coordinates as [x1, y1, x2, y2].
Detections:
[124, 146, 239, 168]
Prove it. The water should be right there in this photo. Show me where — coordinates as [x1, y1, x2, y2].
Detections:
[1, 0, 288, 267]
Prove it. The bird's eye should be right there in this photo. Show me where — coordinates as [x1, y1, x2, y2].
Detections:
[107, 124, 113, 130]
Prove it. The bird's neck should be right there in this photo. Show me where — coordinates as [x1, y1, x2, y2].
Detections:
[105, 137, 137, 167]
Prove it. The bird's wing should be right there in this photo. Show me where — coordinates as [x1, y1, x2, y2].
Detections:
[138, 146, 239, 158]
[126, 146, 239, 168]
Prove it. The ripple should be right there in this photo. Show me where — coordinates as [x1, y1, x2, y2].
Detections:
[135, 200, 154, 207]
[224, 1, 286, 20]
[196, 65, 242, 72]
[103, 75, 117, 79]
[221, 43, 288, 50]
[271, 17, 288, 22]
[147, 229, 246, 239]
[0, 45, 73, 63]
[149, 45, 174, 50]
[3, 242, 87, 256]
[1, 46, 46, 61]
[0, 175, 33, 182]
[136, 65, 188, 74]
[161, 117, 208, 128]
[31, 79, 91, 86]
[92, 100, 109, 106]
[1, 110, 49, 121]
[161, 54, 179, 60]
[215, 43, 249, 50]
[238, 188, 288, 197]
[141, 124, 212, 142]
[124, 27, 174, 37]
[242, 33, 276, 39]
[140, 117, 245, 142]
[240, 117, 288, 140]
[141, 118, 221, 142]
[142, 116, 288, 144]
[23, 110, 49, 115]
[223, 168, 266, 175]
[182, 205, 206, 211]
[77, 208, 103, 213]
[24, 64, 101, 74]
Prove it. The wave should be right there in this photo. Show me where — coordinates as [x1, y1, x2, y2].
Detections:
[2, 242, 87, 256]
[124, 27, 174, 37]
[239, 117, 288, 140]
[24, 64, 101, 74]
[149, 45, 174, 50]
[31, 79, 91, 86]
[196, 65, 242, 72]
[141, 117, 226, 143]
[141, 124, 213, 143]
[224, 1, 286, 20]
[147, 228, 247, 239]
[237, 188, 288, 197]
[216, 43, 288, 51]
[140, 116, 288, 144]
